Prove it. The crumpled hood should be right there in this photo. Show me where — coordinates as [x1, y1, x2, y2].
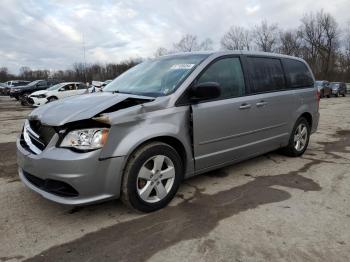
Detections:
[28, 92, 153, 126]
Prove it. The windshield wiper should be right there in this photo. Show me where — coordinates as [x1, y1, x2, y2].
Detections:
[112, 90, 132, 95]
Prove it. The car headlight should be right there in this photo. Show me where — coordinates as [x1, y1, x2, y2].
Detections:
[37, 94, 46, 98]
[60, 128, 109, 150]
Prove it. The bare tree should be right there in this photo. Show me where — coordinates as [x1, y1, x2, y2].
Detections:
[319, 11, 339, 77]
[278, 30, 302, 56]
[221, 26, 251, 50]
[154, 47, 169, 57]
[172, 34, 214, 52]
[173, 34, 199, 52]
[300, 10, 339, 78]
[253, 21, 279, 52]
[199, 38, 214, 50]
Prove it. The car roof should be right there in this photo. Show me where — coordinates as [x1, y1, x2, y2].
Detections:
[59, 82, 83, 84]
[162, 50, 306, 62]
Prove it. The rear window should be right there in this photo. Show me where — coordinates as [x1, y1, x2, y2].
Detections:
[283, 59, 314, 88]
[331, 83, 339, 88]
[246, 57, 286, 94]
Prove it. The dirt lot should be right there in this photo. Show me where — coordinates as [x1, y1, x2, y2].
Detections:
[0, 95, 349, 262]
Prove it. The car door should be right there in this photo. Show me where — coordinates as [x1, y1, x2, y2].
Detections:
[76, 83, 88, 95]
[191, 56, 264, 171]
[64, 83, 78, 98]
[246, 57, 299, 149]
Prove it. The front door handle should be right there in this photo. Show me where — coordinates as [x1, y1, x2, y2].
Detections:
[256, 101, 268, 107]
[239, 103, 251, 110]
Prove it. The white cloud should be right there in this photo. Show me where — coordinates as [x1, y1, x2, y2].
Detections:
[0, 0, 349, 73]
[245, 4, 261, 15]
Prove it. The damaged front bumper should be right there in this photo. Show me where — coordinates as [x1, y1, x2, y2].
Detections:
[17, 137, 125, 205]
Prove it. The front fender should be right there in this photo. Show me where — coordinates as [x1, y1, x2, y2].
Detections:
[99, 106, 194, 176]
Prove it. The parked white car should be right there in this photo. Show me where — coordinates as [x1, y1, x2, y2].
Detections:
[89, 80, 112, 93]
[28, 82, 88, 107]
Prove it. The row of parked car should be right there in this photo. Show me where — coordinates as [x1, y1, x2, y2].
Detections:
[315, 80, 348, 98]
[0, 79, 112, 106]
[1, 78, 348, 108]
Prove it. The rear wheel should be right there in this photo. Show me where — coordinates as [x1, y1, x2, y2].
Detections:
[282, 117, 310, 157]
[121, 142, 183, 212]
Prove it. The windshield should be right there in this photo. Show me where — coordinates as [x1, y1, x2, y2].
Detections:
[47, 83, 65, 91]
[103, 54, 209, 96]
[28, 80, 41, 86]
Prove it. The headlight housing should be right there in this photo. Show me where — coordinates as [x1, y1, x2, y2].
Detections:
[60, 128, 109, 150]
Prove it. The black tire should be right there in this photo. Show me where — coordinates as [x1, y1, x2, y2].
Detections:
[342, 93, 346, 97]
[282, 117, 311, 157]
[121, 142, 183, 212]
[47, 97, 58, 103]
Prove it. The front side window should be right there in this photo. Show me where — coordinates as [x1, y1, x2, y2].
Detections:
[63, 84, 75, 91]
[283, 58, 314, 88]
[104, 54, 209, 97]
[47, 83, 65, 91]
[37, 81, 46, 87]
[196, 57, 245, 99]
[247, 57, 286, 93]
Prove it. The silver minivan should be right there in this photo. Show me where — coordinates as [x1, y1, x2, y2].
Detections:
[17, 51, 319, 212]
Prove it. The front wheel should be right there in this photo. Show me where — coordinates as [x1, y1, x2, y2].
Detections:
[47, 97, 58, 103]
[121, 142, 183, 212]
[282, 117, 310, 157]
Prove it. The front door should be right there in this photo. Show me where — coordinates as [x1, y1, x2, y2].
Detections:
[192, 56, 259, 171]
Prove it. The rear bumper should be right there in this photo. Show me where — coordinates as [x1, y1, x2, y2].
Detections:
[332, 89, 339, 94]
[17, 138, 125, 205]
[311, 112, 320, 134]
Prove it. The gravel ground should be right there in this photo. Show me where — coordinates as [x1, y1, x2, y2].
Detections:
[0, 95, 349, 262]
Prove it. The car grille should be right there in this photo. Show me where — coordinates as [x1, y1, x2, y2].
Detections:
[21, 120, 56, 154]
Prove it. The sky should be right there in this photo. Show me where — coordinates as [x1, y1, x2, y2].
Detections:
[0, 0, 349, 73]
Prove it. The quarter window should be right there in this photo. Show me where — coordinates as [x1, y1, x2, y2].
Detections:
[247, 57, 286, 93]
[197, 57, 245, 99]
[283, 58, 314, 88]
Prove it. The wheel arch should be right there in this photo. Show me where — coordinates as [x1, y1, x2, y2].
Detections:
[299, 112, 313, 130]
[47, 95, 58, 101]
[123, 135, 189, 176]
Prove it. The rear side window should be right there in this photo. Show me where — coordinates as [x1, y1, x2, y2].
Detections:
[283, 59, 314, 88]
[197, 57, 245, 99]
[77, 83, 87, 89]
[246, 57, 286, 94]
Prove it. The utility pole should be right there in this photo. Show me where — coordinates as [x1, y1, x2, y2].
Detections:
[82, 32, 87, 83]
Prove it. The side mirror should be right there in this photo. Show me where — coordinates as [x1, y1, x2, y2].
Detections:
[58, 88, 65, 92]
[190, 82, 221, 101]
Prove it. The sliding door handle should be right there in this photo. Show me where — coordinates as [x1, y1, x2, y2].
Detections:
[256, 101, 268, 107]
[239, 103, 251, 110]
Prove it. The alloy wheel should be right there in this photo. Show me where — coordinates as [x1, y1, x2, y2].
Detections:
[136, 155, 175, 203]
[294, 123, 308, 151]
